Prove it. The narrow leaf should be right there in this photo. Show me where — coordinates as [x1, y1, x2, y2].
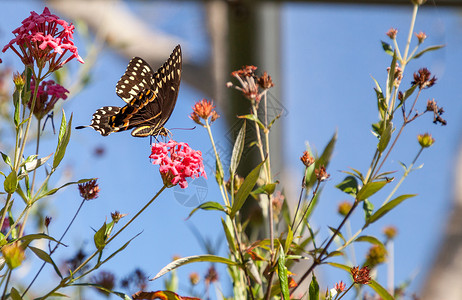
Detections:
[335, 176, 358, 196]
[71, 283, 132, 300]
[25, 153, 53, 172]
[18, 233, 64, 247]
[356, 180, 388, 201]
[221, 218, 236, 253]
[370, 279, 394, 300]
[36, 178, 94, 201]
[151, 254, 238, 280]
[94, 222, 107, 250]
[229, 121, 246, 176]
[230, 160, 264, 218]
[354, 235, 385, 249]
[53, 112, 73, 169]
[366, 194, 417, 226]
[187, 201, 226, 219]
[386, 51, 398, 97]
[309, 274, 320, 300]
[363, 199, 374, 221]
[238, 114, 265, 130]
[377, 121, 393, 153]
[412, 44, 445, 59]
[0, 152, 12, 169]
[381, 41, 393, 56]
[28, 246, 62, 278]
[10, 287, 22, 300]
[277, 245, 290, 300]
[4, 171, 18, 194]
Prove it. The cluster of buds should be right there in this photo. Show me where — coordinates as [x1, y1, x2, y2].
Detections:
[365, 245, 387, 269]
[386, 28, 398, 39]
[189, 98, 219, 126]
[29, 78, 69, 120]
[227, 65, 274, 105]
[417, 132, 435, 148]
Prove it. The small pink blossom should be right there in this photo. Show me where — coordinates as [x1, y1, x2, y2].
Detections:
[3, 7, 83, 74]
[150, 140, 206, 189]
[29, 78, 69, 119]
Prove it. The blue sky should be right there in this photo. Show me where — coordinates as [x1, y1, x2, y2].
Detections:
[0, 2, 461, 299]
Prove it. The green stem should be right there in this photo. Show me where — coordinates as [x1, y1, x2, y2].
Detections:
[39, 185, 167, 299]
[22, 199, 86, 297]
[402, 4, 419, 64]
[1, 269, 12, 300]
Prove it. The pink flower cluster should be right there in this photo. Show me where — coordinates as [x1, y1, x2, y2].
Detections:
[29, 78, 69, 119]
[3, 7, 84, 73]
[150, 140, 207, 189]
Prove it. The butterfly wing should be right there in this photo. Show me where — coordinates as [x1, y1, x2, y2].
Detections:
[116, 57, 155, 103]
[78, 45, 182, 137]
[130, 45, 182, 137]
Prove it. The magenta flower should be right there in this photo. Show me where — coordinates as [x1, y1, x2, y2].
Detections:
[29, 78, 69, 120]
[150, 140, 207, 189]
[3, 7, 84, 74]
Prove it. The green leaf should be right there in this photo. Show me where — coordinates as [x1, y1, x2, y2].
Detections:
[326, 262, 351, 272]
[267, 113, 281, 130]
[28, 246, 62, 278]
[187, 201, 226, 219]
[335, 176, 358, 196]
[401, 84, 418, 102]
[230, 160, 264, 218]
[356, 180, 388, 201]
[285, 227, 294, 255]
[306, 132, 337, 188]
[370, 279, 394, 300]
[309, 273, 320, 300]
[251, 182, 277, 196]
[277, 245, 290, 300]
[18, 233, 64, 248]
[94, 222, 107, 250]
[229, 121, 246, 176]
[386, 51, 398, 97]
[35, 178, 94, 201]
[71, 283, 131, 300]
[377, 121, 393, 153]
[381, 41, 393, 56]
[412, 44, 445, 59]
[24, 153, 53, 172]
[4, 171, 18, 194]
[328, 226, 346, 244]
[363, 199, 374, 221]
[0, 152, 12, 169]
[151, 254, 239, 280]
[13, 85, 21, 128]
[221, 218, 236, 253]
[354, 235, 385, 249]
[53, 112, 72, 169]
[238, 114, 265, 130]
[366, 194, 417, 226]
[9, 287, 22, 300]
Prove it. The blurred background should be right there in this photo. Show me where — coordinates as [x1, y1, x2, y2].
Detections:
[0, 0, 461, 299]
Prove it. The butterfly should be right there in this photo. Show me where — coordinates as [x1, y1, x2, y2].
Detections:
[76, 44, 182, 137]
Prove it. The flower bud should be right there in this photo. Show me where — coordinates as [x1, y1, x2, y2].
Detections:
[417, 133, 435, 148]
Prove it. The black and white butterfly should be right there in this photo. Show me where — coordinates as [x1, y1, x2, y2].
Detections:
[76, 45, 182, 137]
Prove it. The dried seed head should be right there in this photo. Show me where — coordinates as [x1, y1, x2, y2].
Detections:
[412, 68, 437, 89]
[415, 31, 427, 44]
[300, 151, 315, 168]
[350, 266, 371, 285]
[78, 179, 100, 200]
[386, 28, 398, 39]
